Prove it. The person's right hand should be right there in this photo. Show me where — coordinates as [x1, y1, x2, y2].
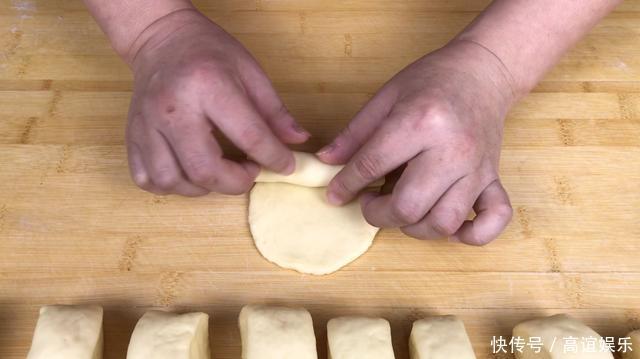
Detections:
[125, 9, 309, 196]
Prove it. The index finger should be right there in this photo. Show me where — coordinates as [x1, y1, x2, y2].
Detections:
[326, 113, 425, 205]
[204, 80, 295, 174]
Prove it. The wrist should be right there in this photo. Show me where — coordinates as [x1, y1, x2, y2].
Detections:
[453, 33, 530, 100]
[452, 38, 520, 99]
[125, 7, 205, 68]
[84, 0, 196, 66]
[431, 39, 519, 114]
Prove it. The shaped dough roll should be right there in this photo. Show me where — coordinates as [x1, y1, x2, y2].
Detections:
[409, 315, 476, 359]
[126, 310, 210, 359]
[512, 314, 613, 359]
[327, 316, 395, 359]
[27, 304, 103, 359]
[623, 330, 640, 359]
[239, 304, 318, 359]
[255, 151, 384, 188]
[255, 152, 341, 187]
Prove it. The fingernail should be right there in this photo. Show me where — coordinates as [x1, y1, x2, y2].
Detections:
[316, 142, 336, 156]
[326, 190, 343, 206]
[292, 123, 311, 137]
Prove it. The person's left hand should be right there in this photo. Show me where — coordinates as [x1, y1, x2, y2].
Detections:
[317, 40, 516, 245]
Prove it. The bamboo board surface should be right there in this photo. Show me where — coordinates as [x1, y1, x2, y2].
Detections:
[0, 0, 639, 358]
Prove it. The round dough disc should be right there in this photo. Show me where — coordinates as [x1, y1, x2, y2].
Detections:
[249, 182, 379, 275]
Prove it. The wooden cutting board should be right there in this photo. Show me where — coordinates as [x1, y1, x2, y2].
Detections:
[0, 0, 639, 358]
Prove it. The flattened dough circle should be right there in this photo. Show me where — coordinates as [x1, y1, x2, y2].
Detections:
[249, 152, 380, 275]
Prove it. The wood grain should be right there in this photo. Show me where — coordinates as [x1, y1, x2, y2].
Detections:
[0, 1, 639, 358]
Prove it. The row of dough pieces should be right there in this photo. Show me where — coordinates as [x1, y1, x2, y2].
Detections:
[26, 304, 640, 358]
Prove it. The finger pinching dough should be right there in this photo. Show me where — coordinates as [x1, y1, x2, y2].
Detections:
[512, 314, 614, 359]
[27, 305, 103, 359]
[327, 316, 395, 359]
[239, 304, 318, 359]
[127, 310, 210, 359]
[409, 315, 476, 359]
[255, 152, 343, 187]
[250, 152, 380, 275]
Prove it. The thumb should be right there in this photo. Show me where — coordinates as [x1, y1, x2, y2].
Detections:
[452, 180, 513, 246]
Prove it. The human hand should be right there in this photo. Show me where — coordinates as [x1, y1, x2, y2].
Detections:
[126, 9, 309, 196]
[318, 40, 516, 245]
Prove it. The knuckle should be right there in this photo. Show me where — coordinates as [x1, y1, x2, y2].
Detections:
[431, 208, 467, 236]
[495, 202, 514, 222]
[185, 61, 238, 95]
[183, 155, 218, 187]
[329, 177, 352, 198]
[390, 199, 424, 225]
[190, 169, 218, 188]
[402, 101, 450, 132]
[353, 154, 383, 182]
[271, 103, 292, 123]
[164, 59, 238, 104]
[340, 123, 358, 143]
[152, 168, 180, 190]
[425, 102, 451, 123]
[432, 221, 458, 237]
[184, 60, 223, 81]
[330, 125, 358, 155]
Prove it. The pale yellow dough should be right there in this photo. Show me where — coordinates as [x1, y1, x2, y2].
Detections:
[327, 316, 395, 359]
[512, 314, 614, 359]
[255, 152, 342, 187]
[239, 304, 318, 359]
[126, 310, 210, 359]
[250, 152, 380, 275]
[27, 305, 103, 359]
[409, 315, 476, 359]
